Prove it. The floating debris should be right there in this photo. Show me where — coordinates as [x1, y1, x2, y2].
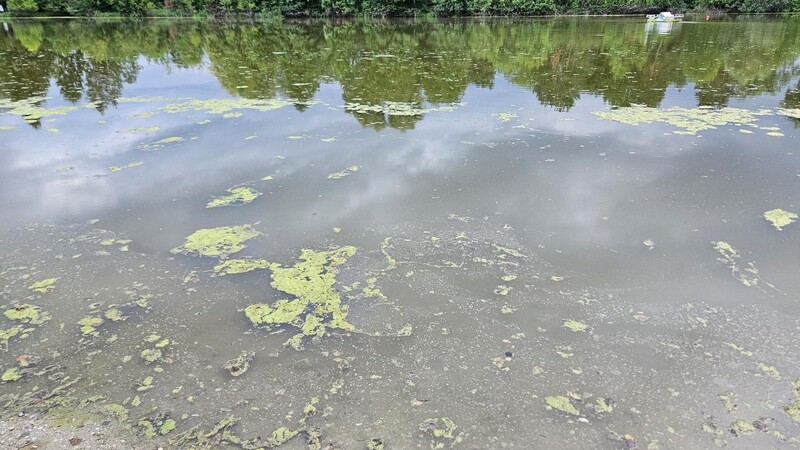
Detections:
[223, 351, 254, 377]
[763, 209, 797, 231]
[171, 225, 262, 259]
[206, 187, 262, 208]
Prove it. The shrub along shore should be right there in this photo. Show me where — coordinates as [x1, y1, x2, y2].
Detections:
[1, 0, 799, 22]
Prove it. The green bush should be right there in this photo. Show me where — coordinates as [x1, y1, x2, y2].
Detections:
[8, 0, 39, 12]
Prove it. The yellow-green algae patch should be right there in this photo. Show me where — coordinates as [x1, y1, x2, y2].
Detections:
[171, 225, 261, 259]
[140, 136, 185, 150]
[206, 187, 262, 208]
[763, 209, 797, 231]
[730, 419, 755, 436]
[0, 97, 78, 123]
[127, 126, 161, 134]
[344, 101, 461, 116]
[139, 415, 177, 438]
[1, 325, 23, 348]
[545, 395, 580, 415]
[777, 108, 800, 119]
[593, 106, 772, 135]
[2, 367, 21, 382]
[713, 241, 760, 288]
[493, 112, 518, 122]
[78, 317, 103, 335]
[160, 98, 309, 115]
[784, 379, 800, 422]
[223, 351, 254, 377]
[245, 246, 357, 350]
[28, 277, 59, 293]
[758, 363, 780, 379]
[214, 258, 269, 275]
[327, 166, 361, 180]
[419, 417, 464, 447]
[5, 304, 48, 324]
[563, 320, 588, 332]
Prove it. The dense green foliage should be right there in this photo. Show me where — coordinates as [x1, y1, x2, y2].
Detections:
[2, 0, 799, 17]
[1, 18, 800, 129]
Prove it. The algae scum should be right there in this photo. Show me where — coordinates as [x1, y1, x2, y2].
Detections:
[3, 16, 800, 450]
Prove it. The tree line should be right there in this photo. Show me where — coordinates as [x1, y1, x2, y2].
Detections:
[2, 0, 799, 18]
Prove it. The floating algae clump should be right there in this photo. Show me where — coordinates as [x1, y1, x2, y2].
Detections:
[141, 348, 162, 363]
[545, 396, 580, 416]
[784, 379, 800, 422]
[4, 304, 45, 324]
[344, 101, 461, 116]
[206, 187, 262, 208]
[28, 278, 58, 293]
[245, 246, 357, 349]
[592, 106, 771, 135]
[367, 438, 385, 450]
[758, 363, 780, 379]
[2, 368, 21, 382]
[171, 225, 261, 259]
[763, 209, 797, 231]
[1, 326, 23, 348]
[139, 415, 177, 438]
[730, 419, 755, 436]
[0, 97, 78, 123]
[223, 351, 254, 377]
[713, 241, 761, 288]
[419, 417, 464, 447]
[78, 317, 103, 335]
[160, 98, 306, 115]
[264, 427, 298, 447]
[327, 166, 361, 180]
[563, 320, 588, 332]
[214, 258, 269, 275]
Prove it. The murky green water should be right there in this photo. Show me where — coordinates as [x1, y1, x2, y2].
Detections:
[2, 16, 800, 449]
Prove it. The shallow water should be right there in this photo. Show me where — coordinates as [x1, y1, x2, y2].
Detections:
[1, 16, 800, 449]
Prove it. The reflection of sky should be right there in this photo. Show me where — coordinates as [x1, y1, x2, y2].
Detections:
[2, 63, 800, 299]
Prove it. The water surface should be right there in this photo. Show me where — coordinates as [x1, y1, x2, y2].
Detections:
[2, 16, 800, 449]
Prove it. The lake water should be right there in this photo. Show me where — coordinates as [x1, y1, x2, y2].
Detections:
[2, 16, 800, 449]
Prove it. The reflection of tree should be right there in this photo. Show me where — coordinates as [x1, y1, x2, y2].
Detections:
[2, 18, 800, 130]
[781, 80, 800, 127]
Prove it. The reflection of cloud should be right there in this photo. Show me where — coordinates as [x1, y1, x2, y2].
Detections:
[1, 67, 797, 270]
